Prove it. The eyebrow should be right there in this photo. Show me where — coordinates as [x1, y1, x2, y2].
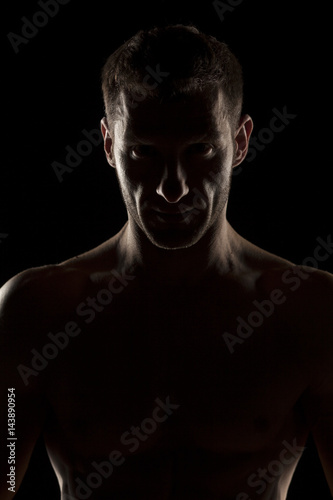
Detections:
[124, 127, 222, 144]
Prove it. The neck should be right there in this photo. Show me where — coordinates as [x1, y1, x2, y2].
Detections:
[116, 211, 240, 287]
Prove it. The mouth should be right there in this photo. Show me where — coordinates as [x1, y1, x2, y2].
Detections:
[152, 208, 195, 223]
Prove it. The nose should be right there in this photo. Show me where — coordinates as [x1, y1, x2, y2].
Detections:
[156, 159, 189, 203]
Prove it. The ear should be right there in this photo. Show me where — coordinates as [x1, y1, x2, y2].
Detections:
[232, 114, 253, 168]
[100, 117, 115, 168]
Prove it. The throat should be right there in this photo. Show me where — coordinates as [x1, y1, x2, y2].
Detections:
[120, 218, 238, 287]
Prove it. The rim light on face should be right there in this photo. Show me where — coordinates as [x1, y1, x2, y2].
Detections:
[111, 91, 236, 250]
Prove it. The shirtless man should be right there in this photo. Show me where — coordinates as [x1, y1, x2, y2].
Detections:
[1, 25, 332, 500]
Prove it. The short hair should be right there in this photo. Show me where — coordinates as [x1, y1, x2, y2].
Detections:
[101, 24, 243, 130]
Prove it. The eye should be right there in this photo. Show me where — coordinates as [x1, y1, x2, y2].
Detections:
[187, 143, 214, 156]
[130, 145, 157, 159]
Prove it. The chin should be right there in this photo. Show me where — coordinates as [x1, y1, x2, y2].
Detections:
[149, 240, 196, 251]
[144, 225, 206, 251]
[130, 205, 215, 250]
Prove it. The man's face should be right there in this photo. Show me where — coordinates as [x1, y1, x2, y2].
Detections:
[103, 89, 247, 250]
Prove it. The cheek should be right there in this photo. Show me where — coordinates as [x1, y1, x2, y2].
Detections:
[117, 150, 157, 187]
[118, 170, 139, 199]
[116, 165, 147, 211]
[115, 151, 137, 191]
[204, 150, 233, 187]
[200, 157, 233, 207]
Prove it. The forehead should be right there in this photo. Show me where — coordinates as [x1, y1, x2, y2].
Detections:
[115, 89, 230, 142]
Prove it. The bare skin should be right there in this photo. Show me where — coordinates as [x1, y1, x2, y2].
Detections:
[0, 90, 332, 500]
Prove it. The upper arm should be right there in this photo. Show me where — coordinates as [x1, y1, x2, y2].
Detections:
[0, 375, 48, 500]
[0, 270, 50, 499]
[0, 263, 89, 498]
[306, 271, 333, 493]
[311, 343, 333, 494]
[311, 375, 333, 494]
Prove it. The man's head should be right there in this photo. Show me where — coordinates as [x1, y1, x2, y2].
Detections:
[101, 24, 244, 132]
[101, 25, 253, 251]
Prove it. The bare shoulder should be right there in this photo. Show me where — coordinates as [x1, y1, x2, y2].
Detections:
[1, 263, 88, 312]
[284, 265, 333, 343]
[239, 233, 333, 300]
[257, 255, 333, 358]
[0, 234, 122, 342]
[0, 263, 91, 351]
[274, 263, 333, 315]
[239, 233, 333, 335]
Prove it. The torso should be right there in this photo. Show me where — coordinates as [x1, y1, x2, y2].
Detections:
[17, 237, 324, 499]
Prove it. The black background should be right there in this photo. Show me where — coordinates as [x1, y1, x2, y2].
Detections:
[2, 0, 332, 498]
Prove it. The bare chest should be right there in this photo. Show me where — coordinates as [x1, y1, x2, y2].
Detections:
[43, 284, 310, 467]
